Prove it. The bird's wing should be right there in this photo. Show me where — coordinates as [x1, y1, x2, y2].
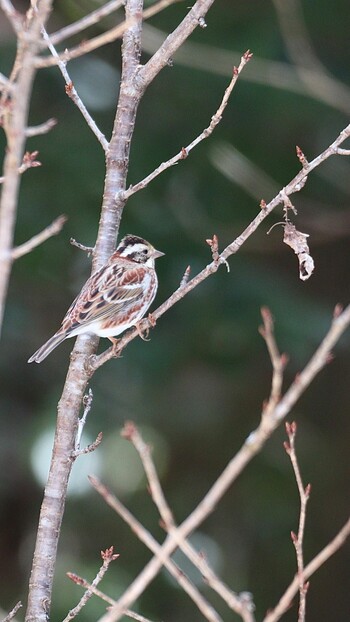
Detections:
[61, 263, 147, 333]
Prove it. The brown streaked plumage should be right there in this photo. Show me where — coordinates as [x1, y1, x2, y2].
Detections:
[28, 235, 164, 363]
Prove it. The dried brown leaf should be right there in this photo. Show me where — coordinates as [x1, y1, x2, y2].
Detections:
[283, 222, 314, 281]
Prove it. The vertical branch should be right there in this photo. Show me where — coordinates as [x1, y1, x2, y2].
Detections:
[284, 422, 311, 622]
[25, 1, 145, 620]
[94, 0, 144, 267]
[0, 0, 53, 336]
[25, 339, 96, 622]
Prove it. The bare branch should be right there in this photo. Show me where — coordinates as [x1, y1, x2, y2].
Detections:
[66, 572, 115, 607]
[264, 517, 350, 622]
[122, 422, 256, 622]
[70, 238, 95, 255]
[25, 117, 57, 137]
[259, 307, 288, 414]
[284, 422, 311, 622]
[96, 304, 350, 622]
[11, 215, 67, 260]
[122, 51, 251, 199]
[40, 25, 109, 150]
[89, 476, 224, 622]
[63, 547, 119, 622]
[66, 570, 157, 622]
[73, 389, 103, 457]
[0, 601, 22, 622]
[74, 388, 94, 452]
[0, 150, 42, 184]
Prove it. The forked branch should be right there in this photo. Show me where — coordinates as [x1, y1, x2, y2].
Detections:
[91, 305, 350, 622]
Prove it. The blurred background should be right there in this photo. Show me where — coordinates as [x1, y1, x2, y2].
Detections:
[0, 0, 349, 620]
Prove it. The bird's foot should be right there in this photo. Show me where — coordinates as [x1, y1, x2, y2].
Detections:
[108, 336, 122, 356]
[135, 321, 150, 341]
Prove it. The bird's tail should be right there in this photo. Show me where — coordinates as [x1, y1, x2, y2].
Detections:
[28, 331, 67, 364]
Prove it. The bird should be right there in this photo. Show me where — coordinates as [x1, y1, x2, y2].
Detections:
[28, 234, 164, 363]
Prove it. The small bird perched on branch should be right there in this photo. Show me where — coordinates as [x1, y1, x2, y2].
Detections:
[28, 234, 164, 363]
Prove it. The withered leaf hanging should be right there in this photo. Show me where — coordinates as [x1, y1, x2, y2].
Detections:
[283, 222, 315, 281]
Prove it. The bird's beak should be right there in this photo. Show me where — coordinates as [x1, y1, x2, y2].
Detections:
[152, 248, 165, 259]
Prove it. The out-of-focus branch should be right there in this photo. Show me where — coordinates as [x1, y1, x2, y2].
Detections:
[94, 303, 350, 622]
[90, 476, 224, 622]
[141, 23, 350, 114]
[0, 1, 53, 339]
[122, 422, 256, 622]
[0, 0, 23, 33]
[25, 117, 57, 136]
[271, 0, 350, 115]
[0, 150, 41, 184]
[11, 215, 67, 260]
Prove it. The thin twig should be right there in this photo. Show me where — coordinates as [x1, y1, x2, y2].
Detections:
[66, 572, 156, 622]
[25, 117, 57, 137]
[122, 422, 256, 622]
[11, 215, 67, 260]
[0, 150, 42, 184]
[89, 476, 224, 622]
[70, 238, 95, 255]
[74, 388, 94, 451]
[284, 422, 310, 622]
[259, 307, 288, 415]
[63, 547, 119, 622]
[0, 601, 22, 622]
[66, 573, 115, 607]
[179, 265, 191, 287]
[73, 432, 103, 458]
[263, 516, 350, 622]
[73, 389, 103, 458]
[40, 25, 109, 150]
[122, 51, 252, 200]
